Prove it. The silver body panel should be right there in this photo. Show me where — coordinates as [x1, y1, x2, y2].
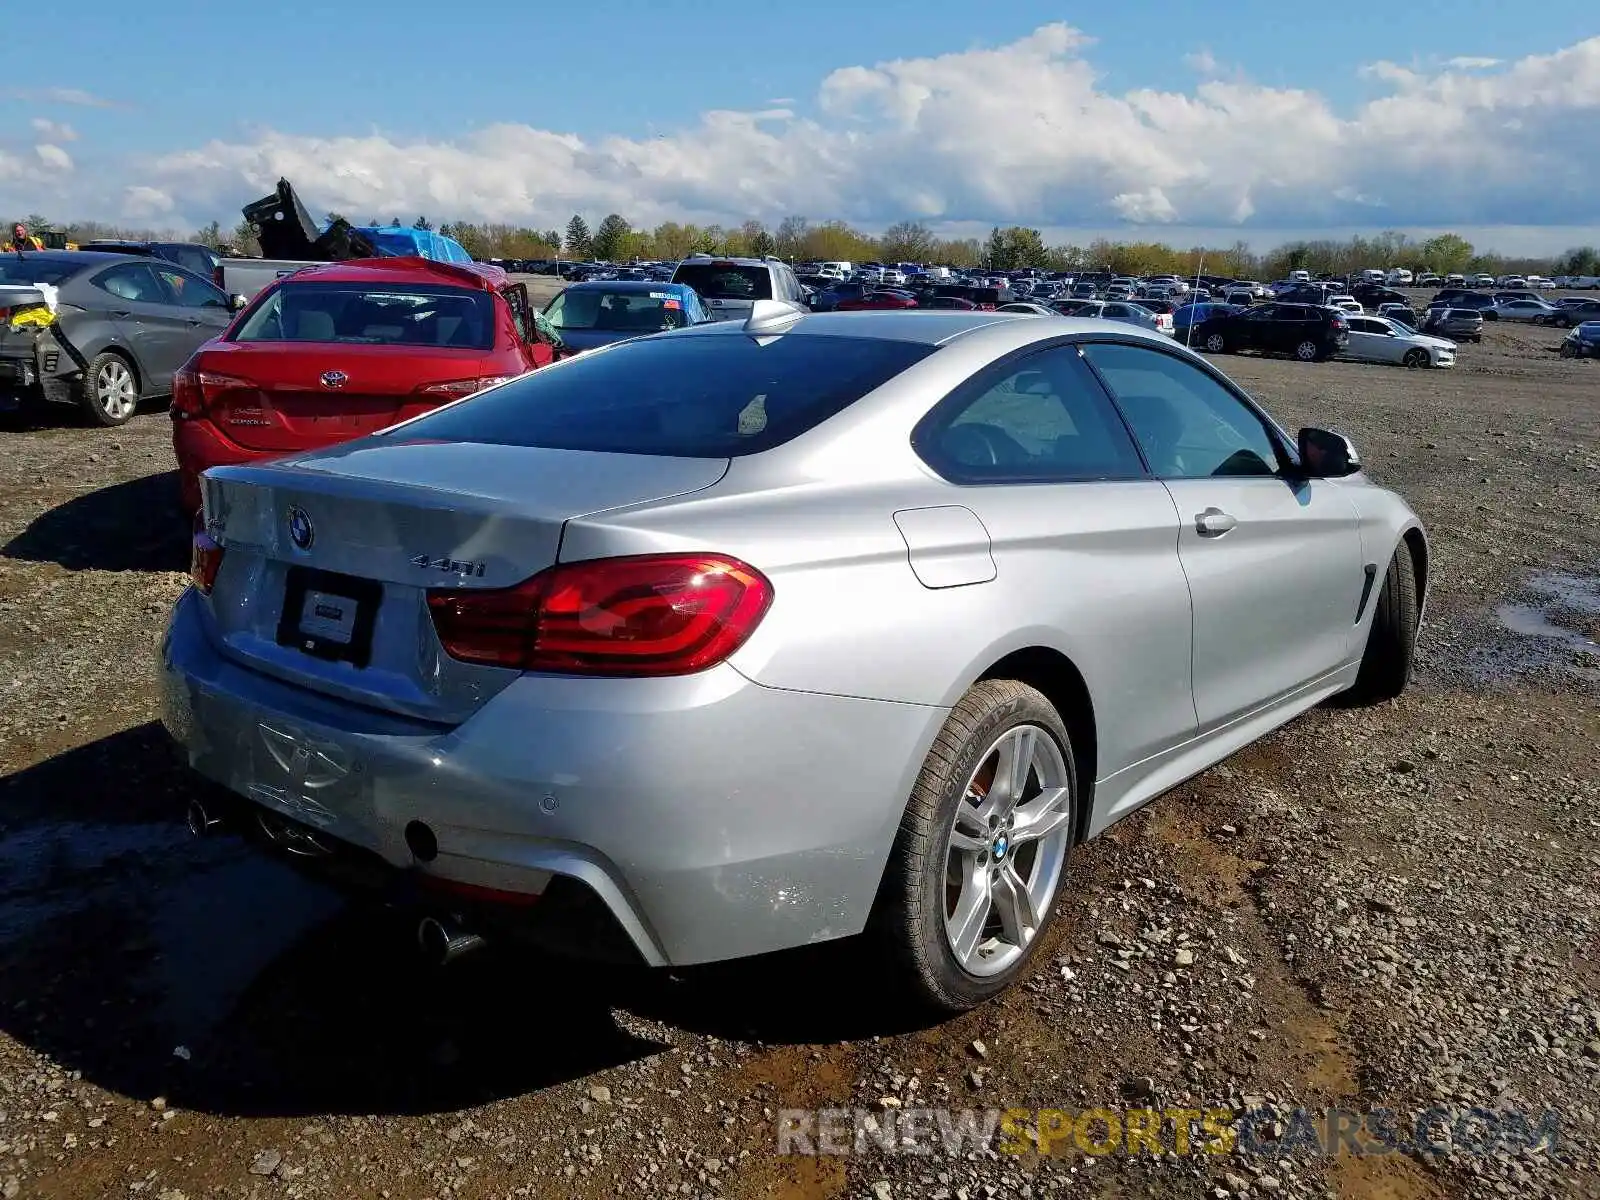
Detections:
[162, 311, 1428, 967]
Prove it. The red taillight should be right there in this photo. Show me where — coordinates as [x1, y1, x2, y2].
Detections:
[212, 265, 224, 290]
[427, 553, 773, 676]
[191, 527, 224, 594]
[171, 366, 251, 421]
[414, 376, 516, 400]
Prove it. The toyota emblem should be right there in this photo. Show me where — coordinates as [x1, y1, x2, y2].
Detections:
[320, 370, 348, 389]
[287, 506, 314, 550]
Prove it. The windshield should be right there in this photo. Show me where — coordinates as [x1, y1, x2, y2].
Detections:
[0, 258, 79, 286]
[233, 281, 496, 349]
[545, 288, 692, 333]
[388, 334, 936, 458]
[671, 263, 772, 301]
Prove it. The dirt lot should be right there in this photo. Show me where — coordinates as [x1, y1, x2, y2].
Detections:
[1, 298, 1597, 1200]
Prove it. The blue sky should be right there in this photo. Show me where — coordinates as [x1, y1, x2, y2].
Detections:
[16, 0, 1597, 146]
[4, 3, 1598, 251]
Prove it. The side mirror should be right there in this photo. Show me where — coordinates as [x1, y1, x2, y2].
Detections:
[1297, 427, 1361, 478]
[229, 293, 248, 312]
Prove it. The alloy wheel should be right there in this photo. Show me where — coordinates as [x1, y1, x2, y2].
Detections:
[1296, 340, 1319, 361]
[942, 724, 1072, 977]
[95, 360, 137, 421]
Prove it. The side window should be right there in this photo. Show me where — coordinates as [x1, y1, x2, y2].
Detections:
[915, 346, 1146, 483]
[154, 266, 227, 309]
[92, 262, 164, 304]
[174, 247, 215, 278]
[1081, 343, 1285, 480]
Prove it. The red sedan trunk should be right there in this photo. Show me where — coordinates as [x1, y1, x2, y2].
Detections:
[172, 257, 558, 513]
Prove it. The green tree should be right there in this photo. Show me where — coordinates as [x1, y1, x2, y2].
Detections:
[231, 219, 261, 256]
[194, 220, 224, 250]
[880, 220, 936, 264]
[591, 213, 632, 262]
[543, 230, 564, 256]
[325, 211, 346, 227]
[774, 216, 810, 260]
[413, 215, 433, 231]
[984, 227, 1009, 269]
[1418, 233, 1474, 275]
[651, 222, 696, 260]
[564, 214, 592, 258]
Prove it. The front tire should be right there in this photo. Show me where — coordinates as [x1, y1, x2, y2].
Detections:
[1403, 348, 1429, 369]
[79, 351, 141, 427]
[1345, 541, 1419, 705]
[876, 680, 1077, 1012]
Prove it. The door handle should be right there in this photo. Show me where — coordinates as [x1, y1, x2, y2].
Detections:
[1195, 507, 1237, 537]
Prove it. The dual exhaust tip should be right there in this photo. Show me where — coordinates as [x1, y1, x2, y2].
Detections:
[184, 797, 485, 966]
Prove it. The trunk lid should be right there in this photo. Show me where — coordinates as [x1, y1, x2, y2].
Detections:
[200, 441, 729, 723]
[192, 340, 506, 453]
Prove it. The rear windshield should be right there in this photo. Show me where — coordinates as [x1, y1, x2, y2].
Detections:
[387, 334, 935, 457]
[671, 263, 772, 301]
[971, 288, 1003, 304]
[546, 288, 691, 333]
[0, 258, 80, 286]
[233, 281, 496, 349]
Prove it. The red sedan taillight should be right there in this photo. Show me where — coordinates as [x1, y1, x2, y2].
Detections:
[191, 526, 224, 594]
[171, 367, 251, 421]
[426, 553, 773, 676]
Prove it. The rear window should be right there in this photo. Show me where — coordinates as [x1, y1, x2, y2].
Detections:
[233, 281, 496, 349]
[546, 288, 691, 332]
[0, 258, 79, 285]
[387, 333, 936, 457]
[971, 288, 1002, 304]
[671, 263, 772, 301]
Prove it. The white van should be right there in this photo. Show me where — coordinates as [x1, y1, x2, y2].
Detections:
[1289, 269, 1311, 283]
[817, 261, 852, 279]
[1360, 268, 1386, 285]
[1386, 267, 1414, 286]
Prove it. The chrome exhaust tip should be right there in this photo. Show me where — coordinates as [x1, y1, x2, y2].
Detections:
[418, 916, 485, 966]
[186, 798, 223, 837]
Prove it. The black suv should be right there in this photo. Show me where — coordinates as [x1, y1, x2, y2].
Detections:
[1191, 302, 1350, 362]
[77, 240, 220, 281]
[1550, 298, 1600, 328]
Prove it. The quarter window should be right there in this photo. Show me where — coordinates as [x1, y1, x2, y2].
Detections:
[1081, 343, 1285, 480]
[916, 346, 1146, 483]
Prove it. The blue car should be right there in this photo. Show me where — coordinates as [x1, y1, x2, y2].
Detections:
[542, 281, 711, 352]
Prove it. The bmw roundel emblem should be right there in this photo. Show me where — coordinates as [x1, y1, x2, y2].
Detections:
[287, 506, 314, 550]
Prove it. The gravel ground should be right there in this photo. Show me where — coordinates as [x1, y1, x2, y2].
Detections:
[1, 294, 1597, 1200]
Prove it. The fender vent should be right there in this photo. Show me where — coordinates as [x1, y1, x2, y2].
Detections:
[1354, 564, 1379, 622]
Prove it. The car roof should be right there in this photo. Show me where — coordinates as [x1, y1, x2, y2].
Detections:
[5, 249, 150, 268]
[664, 308, 1181, 350]
[560, 280, 697, 296]
[283, 256, 509, 291]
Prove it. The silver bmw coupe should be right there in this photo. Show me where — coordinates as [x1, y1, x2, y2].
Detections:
[162, 302, 1427, 1011]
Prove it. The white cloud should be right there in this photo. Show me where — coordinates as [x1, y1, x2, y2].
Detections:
[1444, 56, 1501, 70]
[30, 117, 79, 142]
[6, 86, 120, 108]
[1185, 49, 1219, 75]
[5, 26, 1600, 243]
[33, 144, 72, 172]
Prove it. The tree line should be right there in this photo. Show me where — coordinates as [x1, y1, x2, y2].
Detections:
[15, 208, 1595, 279]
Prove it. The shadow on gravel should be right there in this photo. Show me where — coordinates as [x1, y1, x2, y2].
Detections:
[0, 724, 929, 1120]
[1, 470, 187, 572]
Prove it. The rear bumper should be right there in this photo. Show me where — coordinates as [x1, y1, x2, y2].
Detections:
[159, 588, 945, 967]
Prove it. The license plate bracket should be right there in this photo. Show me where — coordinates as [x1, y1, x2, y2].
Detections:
[276, 566, 381, 667]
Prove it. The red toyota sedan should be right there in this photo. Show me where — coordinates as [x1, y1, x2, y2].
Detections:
[172, 257, 561, 513]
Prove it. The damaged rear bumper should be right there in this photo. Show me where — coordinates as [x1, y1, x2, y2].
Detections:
[0, 327, 82, 410]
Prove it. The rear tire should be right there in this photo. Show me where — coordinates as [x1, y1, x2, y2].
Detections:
[1295, 339, 1320, 362]
[1204, 332, 1226, 353]
[875, 680, 1077, 1013]
[78, 351, 141, 427]
[1345, 541, 1419, 705]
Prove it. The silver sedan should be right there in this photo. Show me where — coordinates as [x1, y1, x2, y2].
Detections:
[162, 303, 1428, 1011]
